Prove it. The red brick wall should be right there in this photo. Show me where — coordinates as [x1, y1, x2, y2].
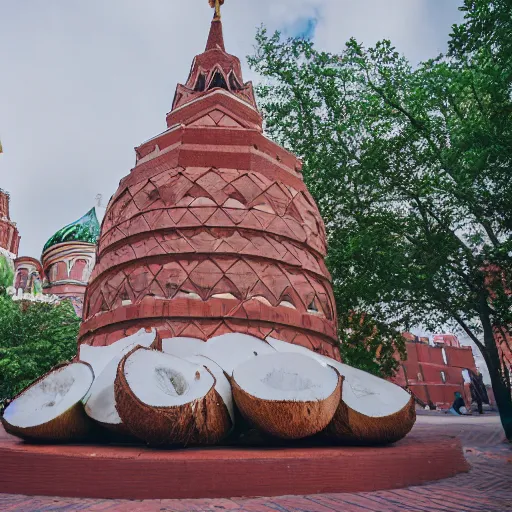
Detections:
[0, 191, 21, 256]
[398, 341, 477, 409]
[444, 346, 477, 371]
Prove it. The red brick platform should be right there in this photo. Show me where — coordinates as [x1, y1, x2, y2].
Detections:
[0, 423, 469, 500]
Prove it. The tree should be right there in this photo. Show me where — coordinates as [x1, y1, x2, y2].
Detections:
[0, 254, 14, 294]
[248, 0, 512, 439]
[338, 313, 406, 379]
[450, 0, 512, 72]
[0, 295, 80, 401]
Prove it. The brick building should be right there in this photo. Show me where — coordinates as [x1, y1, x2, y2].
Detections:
[0, 189, 20, 259]
[394, 333, 479, 409]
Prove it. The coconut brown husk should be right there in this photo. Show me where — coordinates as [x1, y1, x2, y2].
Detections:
[324, 396, 416, 446]
[84, 398, 132, 437]
[114, 347, 232, 446]
[1, 362, 96, 443]
[90, 420, 140, 445]
[94, 419, 133, 437]
[231, 374, 343, 440]
[2, 402, 96, 442]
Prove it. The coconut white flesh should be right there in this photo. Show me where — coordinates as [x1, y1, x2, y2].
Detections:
[186, 355, 235, 423]
[79, 329, 156, 378]
[233, 352, 339, 402]
[266, 337, 325, 363]
[267, 337, 411, 418]
[203, 333, 275, 375]
[3, 363, 93, 428]
[326, 360, 411, 418]
[84, 354, 124, 425]
[162, 337, 207, 358]
[123, 350, 215, 407]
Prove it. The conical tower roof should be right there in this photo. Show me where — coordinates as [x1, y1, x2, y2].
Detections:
[79, 7, 338, 360]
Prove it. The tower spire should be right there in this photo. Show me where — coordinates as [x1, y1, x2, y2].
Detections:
[205, 18, 225, 52]
[206, 0, 225, 51]
[168, 0, 258, 116]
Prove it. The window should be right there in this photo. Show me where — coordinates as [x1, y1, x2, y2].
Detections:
[442, 348, 448, 365]
[307, 299, 319, 313]
[194, 74, 206, 92]
[228, 72, 242, 91]
[208, 71, 228, 91]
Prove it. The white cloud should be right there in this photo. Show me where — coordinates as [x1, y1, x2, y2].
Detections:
[0, 0, 464, 258]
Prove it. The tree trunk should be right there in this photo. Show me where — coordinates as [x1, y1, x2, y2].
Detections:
[482, 320, 512, 441]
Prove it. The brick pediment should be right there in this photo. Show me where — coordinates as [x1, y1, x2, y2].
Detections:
[188, 108, 244, 129]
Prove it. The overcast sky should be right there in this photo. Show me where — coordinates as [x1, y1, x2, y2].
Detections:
[0, 0, 464, 259]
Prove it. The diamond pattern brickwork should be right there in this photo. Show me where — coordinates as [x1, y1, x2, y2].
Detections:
[98, 166, 327, 260]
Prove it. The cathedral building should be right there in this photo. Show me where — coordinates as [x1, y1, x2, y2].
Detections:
[0, 192, 102, 316]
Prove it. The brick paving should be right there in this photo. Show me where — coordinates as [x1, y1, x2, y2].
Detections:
[1, 413, 511, 512]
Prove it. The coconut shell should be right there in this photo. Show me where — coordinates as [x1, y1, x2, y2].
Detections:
[83, 353, 134, 437]
[1, 362, 96, 443]
[84, 400, 131, 437]
[114, 347, 232, 446]
[325, 396, 416, 446]
[231, 374, 343, 440]
[93, 419, 133, 438]
[2, 402, 96, 442]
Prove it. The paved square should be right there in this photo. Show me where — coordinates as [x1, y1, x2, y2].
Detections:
[1, 413, 510, 512]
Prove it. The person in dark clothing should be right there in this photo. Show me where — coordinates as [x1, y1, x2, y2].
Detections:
[449, 392, 466, 415]
[469, 371, 488, 414]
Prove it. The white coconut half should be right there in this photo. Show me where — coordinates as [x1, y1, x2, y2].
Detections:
[162, 337, 207, 358]
[2, 362, 95, 442]
[83, 353, 126, 433]
[79, 329, 156, 379]
[115, 347, 232, 446]
[323, 361, 411, 418]
[202, 333, 276, 375]
[185, 355, 235, 424]
[231, 352, 342, 439]
[267, 337, 415, 444]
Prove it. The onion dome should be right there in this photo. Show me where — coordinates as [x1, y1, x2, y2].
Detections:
[79, 9, 339, 361]
[43, 208, 100, 254]
[42, 207, 101, 317]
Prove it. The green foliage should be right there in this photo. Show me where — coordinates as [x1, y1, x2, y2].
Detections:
[249, 0, 512, 438]
[0, 255, 14, 294]
[450, 0, 512, 73]
[0, 296, 80, 400]
[338, 313, 406, 379]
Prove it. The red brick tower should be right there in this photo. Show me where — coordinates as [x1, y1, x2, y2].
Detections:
[0, 189, 21, 258]
[79, 14, 339, 360]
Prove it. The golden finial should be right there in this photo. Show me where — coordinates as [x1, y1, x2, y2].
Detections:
[209, 0, 225, 20]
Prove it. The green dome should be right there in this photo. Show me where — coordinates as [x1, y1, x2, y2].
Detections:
[43, 208, 100, 254]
